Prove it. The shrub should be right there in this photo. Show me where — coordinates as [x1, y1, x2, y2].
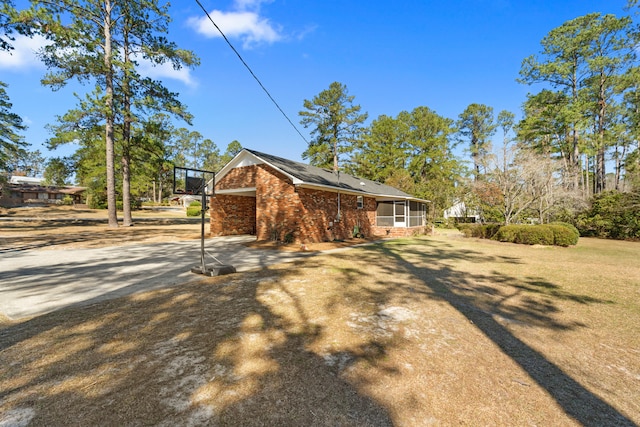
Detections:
[514, 225, 554, 245]
[187, 200, 202, 217]
[493, 225, 518, 243]
[480, 224, 502, 239]
[576, 190, 640, 240]
[456, 223, 501, 239]
[456, 223, 473, 237]
[434, 217, 457, 229]
[548, 223, 579, 246]
[493, 225, 554, 245]
[550, 221, 580, 238]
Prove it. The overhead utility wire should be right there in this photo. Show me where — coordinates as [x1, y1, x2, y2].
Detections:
[193, 0, 309, 144]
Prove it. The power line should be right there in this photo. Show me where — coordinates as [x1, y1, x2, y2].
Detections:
[193, 0, 309, 144]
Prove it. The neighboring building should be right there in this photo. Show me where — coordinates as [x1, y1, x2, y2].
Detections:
[210, 149, 429, 243]
[443, 200, 480, 223]
[0, 178, 85, 207]
[9, 176, 46, 185]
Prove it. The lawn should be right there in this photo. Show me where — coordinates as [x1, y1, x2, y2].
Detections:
[0, 231, 638, 426]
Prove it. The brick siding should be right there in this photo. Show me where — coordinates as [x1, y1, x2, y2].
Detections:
[216, 165, 257, 190]
[210, 163, 424, 242]
[209, 194, 256, 236]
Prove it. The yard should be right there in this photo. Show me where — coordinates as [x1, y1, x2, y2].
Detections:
[0, 213, 638, 425]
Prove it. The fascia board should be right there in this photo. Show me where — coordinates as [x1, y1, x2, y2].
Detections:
[216, 149, 302, 185]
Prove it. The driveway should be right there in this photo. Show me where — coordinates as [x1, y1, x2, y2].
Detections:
[0, 236, 316, 320]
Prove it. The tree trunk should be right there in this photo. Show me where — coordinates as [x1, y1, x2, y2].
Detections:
[121, 24, 133, 227]
[596, 148, 606, 193]
[122, 148, 133, 226]
[104, 0, 118, 228]
[595, 73, 607, 194]
[570, 65, 581, 191]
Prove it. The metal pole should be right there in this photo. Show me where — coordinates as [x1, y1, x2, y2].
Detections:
[200, 178, 206, 273]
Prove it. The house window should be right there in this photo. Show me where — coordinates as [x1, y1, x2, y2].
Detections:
[376, 201, 394, 226]
[356, 195, 363, 209]
[409, 201, 426, 227]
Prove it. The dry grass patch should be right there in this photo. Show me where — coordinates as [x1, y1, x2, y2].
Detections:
[1, 234, 638, 426]
[0, 205, 186, 220]
[245, 236, 381, 252]
[0, 206, 205, 251]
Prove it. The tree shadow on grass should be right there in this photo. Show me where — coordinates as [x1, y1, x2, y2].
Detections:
[0, 236, 635, 426]
[366, 238, 635, 427]
[0, 266, 395, 426]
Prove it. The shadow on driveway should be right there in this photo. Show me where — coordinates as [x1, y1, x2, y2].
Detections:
[0, 235, 314, 320]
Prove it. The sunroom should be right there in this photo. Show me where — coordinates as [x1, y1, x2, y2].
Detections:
[375, 200, 428, 228]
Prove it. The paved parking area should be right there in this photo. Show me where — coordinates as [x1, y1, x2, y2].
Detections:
[0, 236, 315, 320]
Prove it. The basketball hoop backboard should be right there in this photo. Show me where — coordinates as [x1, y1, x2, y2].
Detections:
[173, 166, 215, 196]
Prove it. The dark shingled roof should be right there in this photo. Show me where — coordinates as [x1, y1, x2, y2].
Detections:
[245, 149, 416, 199]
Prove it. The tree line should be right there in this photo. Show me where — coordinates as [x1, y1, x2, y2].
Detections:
[298, 12, 640, 236]
[1, 2, 639, 237]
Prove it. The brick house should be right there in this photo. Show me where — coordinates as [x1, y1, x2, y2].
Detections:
[210, 149, 429, 243]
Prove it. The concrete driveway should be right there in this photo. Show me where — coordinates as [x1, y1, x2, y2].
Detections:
[0, 236, 316, 320]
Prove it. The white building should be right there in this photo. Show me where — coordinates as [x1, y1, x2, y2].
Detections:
[443, 200, 481, 222]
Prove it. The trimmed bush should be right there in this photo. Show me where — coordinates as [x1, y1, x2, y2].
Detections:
[467, 223, 578, 246]
[186, 200, 202, 217]
[548, 223, 579, 246]
[456, 223, 473, 237]
[493, 225, 517, 243]
[514, 225, 554, 245]
[457, 223, 501, 239]
[493, 225, 554, 245]
[480, 224, 502, 239]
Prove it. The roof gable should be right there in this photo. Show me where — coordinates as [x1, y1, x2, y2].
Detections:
[217, 149, 426, 201]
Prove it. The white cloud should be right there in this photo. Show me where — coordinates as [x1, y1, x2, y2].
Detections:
[0, 34, 49, 70]
[137, 58, 197, 88]
[0, 34, 194, 88]
[234, 0, 273, 11]
[187, 6, 282, 49]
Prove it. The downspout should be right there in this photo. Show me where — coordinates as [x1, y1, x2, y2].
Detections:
[336, 170, 341, 222]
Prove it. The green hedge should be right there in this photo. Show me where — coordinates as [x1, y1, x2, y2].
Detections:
[457, 223, 501, 239]
[462, 223, 579, 246]
[186, 200, 202, 217]
[548, 223, 580, 247]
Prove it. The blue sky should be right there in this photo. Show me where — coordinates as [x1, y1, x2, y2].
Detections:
[0, 0, 632, 173]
